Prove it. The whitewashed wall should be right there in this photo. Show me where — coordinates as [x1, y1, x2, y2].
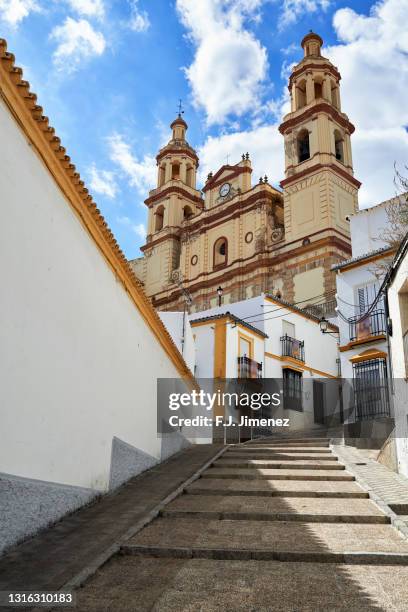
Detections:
[0, 99, 189, 553]
[159, 312, 196, 374]
[388, 254, 408, 478]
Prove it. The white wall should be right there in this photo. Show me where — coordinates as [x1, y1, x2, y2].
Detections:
[388, 253, 408, 478]
[193, 324, 215, 378]
[159, 312, 196, 374]
[0, 97, 187, 496]
[350, 202, 390, 257]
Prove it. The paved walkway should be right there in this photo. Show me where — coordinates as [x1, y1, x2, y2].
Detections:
[68, 437, 408, 611]
[0, 444, 222, 596]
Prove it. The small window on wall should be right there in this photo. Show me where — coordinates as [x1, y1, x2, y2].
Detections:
[296, 80, 306, 109]
[283, 368, 303, 411]
[297, 129, 310, 163]
[314, 81, 323, 99]
[159, 166, 165, 186]
[186, 166, 194, 187]
[183, 205, 193, 220]
[155, 205, 164, 231]
[171, 163, 180, 180]
[213, 237, 227, 268]
[334, 130, 344, 163]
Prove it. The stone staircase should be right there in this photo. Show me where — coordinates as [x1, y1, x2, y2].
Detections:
[75, 438, 408, 610]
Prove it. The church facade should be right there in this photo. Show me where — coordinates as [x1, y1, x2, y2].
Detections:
[130, 33, 360, 315]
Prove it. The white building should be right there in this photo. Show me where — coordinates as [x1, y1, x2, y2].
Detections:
[186, 294, 340, 431]
[332, 197, 404, 444]
[386, 233, 408, 477]
[0, 42, 193, 554]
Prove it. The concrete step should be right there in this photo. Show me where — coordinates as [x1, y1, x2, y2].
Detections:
[125, 517, 408, 560]
[224, 453, 339, 461]
[186, 478, 369, 498]
[161, 494, 388, 524]
[75, 556, 408, 611]
[227, 447, 333, 454]
[203, 469, 355, 481]
[247, 439, 330, 446]
[213, 459, 345, 470]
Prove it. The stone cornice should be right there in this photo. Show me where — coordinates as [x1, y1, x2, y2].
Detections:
[289, 62, 341, 90]
[0, 38, 194, 382]
[145, 185, 203, 207]
[279, 102, 355, 135]
[202, 164, 252, 193]
[156, 145, 199, 165]
[280, 162, 361, 189]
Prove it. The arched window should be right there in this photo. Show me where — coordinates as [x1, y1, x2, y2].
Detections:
[159, 166, 165, 187]
[314, 80, 322, 99]
[171, 163, 180, 180]
[186, 165, 194, 187]
[155, 205, 164, 231]
[296, 80, 306, 109]
[331, 86, 339, 109]
[334, 130, 344, 163]
[213, 237, 228, 268]
[297, 129, 310, 163]
[183, 205, 193, 220]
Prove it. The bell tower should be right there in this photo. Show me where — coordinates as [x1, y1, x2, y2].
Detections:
[278, 32, 360, 304]
[132, 113, 203, 300]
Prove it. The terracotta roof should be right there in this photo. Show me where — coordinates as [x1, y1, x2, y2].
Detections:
[0, 38, 194, 382]
[265, 294, 339, 331]
[331, 246, 393, 271]
[190, 312, 268, 338]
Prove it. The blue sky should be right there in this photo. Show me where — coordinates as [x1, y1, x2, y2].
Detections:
[1, 0, 408, 259]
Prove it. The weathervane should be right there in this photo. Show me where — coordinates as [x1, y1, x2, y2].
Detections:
[177, 99, 184, 117]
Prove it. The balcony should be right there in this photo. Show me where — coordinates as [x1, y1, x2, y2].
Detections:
[348, 309, 387, 342]
[280, 334, 305, 362]
[237, 355, 262, 379]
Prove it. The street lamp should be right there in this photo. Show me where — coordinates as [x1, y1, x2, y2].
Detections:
[319, 316, 339, 337]
[217, 286, 223, 307]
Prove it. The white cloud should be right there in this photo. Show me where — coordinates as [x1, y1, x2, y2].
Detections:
[129, 0, 150, 32]
[50, 17, 106, 73]
[117, 216, 146, 240]
[278, 0, 330, 28]
[107, 133, 156, 195]
[66, 0, 105, 19]
[0, 0, 39, 26]
[89, 164, 118, 198]
[198, 124, 284, 188]
[175, 0, 268, 125]
[326, 0, 408, 206]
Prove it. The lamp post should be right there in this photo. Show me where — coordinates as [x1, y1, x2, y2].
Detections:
[217, 286, 223, 307]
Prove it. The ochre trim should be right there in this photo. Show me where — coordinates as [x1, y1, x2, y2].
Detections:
[280, 162, 361, 189]
[237, 323, 266, 341]
[265, 352, 338, 379]
[339, 335, 387, 352]
[0, 38, 194, 382]
[282, 364, 304, 373]
[214, 319, 226, 378]
[349, 348, 388, 363]
[238, 332, 254, 359]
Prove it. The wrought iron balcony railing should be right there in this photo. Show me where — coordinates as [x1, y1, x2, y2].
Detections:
[237, 355, 262, 379]
[348, 309, 387, 342]
[280, 334, 305, 362]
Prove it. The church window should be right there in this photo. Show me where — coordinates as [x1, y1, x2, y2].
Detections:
[331, 85, 339, 109]
[155, 205, 164, 231]
[297, 129, 310, 163]
[314, 80, 323, 99]
[171, 163, 180, 180]
[186, 165, 194, 187]
[183, 205, 193, 220]
[213, 237, 228, 268]
[334, 130, 344, 163]
[296, 80, 306, 110]
[159, 166, 165, 187]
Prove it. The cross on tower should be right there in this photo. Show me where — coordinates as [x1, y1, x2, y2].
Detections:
[177, 99, 184, 117]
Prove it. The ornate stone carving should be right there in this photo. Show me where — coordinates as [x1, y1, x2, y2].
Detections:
[271, 225, 284, 243]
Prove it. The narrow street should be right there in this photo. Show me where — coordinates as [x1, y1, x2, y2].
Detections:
[71, 438, 408, 611]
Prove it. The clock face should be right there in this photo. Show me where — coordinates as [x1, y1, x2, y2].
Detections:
[219, 182, 231, 197]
